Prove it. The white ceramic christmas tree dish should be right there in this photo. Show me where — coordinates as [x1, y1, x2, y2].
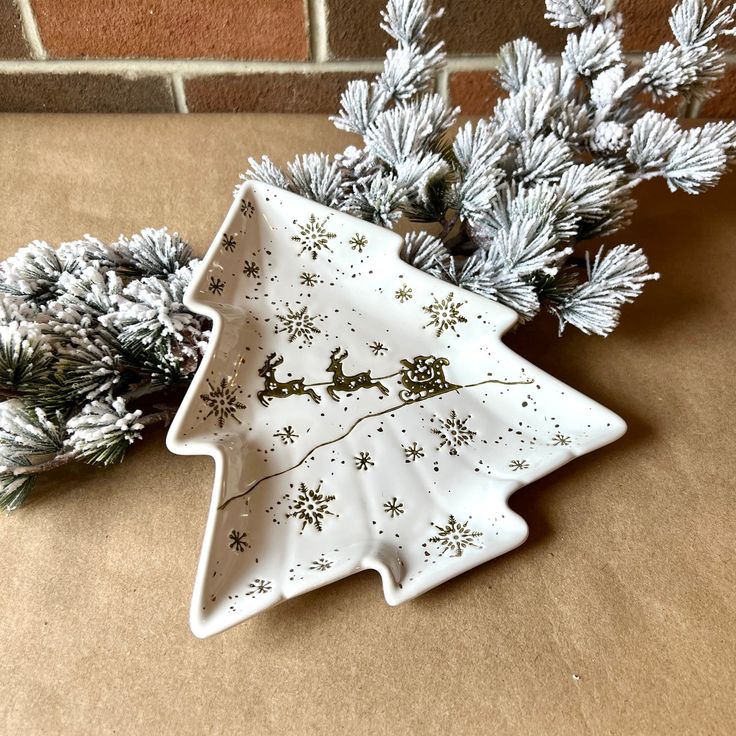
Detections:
[166, 181, 626, 638]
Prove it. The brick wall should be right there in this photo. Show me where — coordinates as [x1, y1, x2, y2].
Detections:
[1, 0, 734, 116]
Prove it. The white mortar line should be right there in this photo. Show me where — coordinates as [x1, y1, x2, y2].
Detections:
[0, 58, 385, 75]
[446, 55, 500, 72]
[444, 52, 649, 73]
[0, 51, 730, 79]
[307, 0, 329, 62]
[435, 67, 449, 102]
[15, 0, 47, 60]
[171, 73, 188, 113]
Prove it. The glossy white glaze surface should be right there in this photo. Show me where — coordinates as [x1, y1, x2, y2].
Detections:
[167, 182, 626, 638]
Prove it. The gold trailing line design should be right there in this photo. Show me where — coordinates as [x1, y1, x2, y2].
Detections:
[217, 376, 534, 511]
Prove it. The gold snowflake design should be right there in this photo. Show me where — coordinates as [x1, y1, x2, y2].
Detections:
[208, 276, 225, 295]
[423, 292, 468, 337]
[243, 260, 260, 278]
[309, 557, 333, 572]
[552, 432, 571, 446]
[509, 459, 530, 471]
[395, 284, 413, 302]
[349, 233, 368, 252]
[221, 233, 236, 252]
[240, 199, 255, 218]
[275, 304, 322, 345]
[368, 341, 387, 355]
[402, 442, 424, 462]
[300, 272, 319, 286]
[274, 425, 299, 444]
[383, 497, 405, 518]
[286, 482, 336, 532]
[228, 529, 249, 552]
[431, 410, 477, 455]
[200, 377, 246, 428]
[428, 515, 484, 558]
[291, 214, 336, 259]
[247, 578, 271, 596]
[354, 451, 374, 470]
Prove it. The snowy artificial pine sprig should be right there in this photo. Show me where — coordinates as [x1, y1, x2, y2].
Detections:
[243, 0, 736, 335]
[4, 0, 736, 511]
[0, 229, 208, 510]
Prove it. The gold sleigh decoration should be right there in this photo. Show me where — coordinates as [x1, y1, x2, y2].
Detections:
[398, 355, 460, 402]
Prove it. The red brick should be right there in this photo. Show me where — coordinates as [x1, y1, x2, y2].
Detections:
[592, 0, 736, 52]
[326, 0, 567, 58]
[618, 0, 735, 51]
[0, 73, 175, 112]
[185, 72, 371, 114]
[700, 67, 736, 118]
[617, 0, 673, 50]
[0, 0, 30, 58]
[326, 0, 386, 58]
[442, 0, 567, 54]
[649, 95, 683, 118]
[327, 0, 736, 58]
[32, 0, 308, 60]
[449, 71, 503, 115]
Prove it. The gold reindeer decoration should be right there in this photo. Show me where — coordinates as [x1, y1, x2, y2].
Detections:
[325, 348, 390, 401]
[256, 353, 321, 407]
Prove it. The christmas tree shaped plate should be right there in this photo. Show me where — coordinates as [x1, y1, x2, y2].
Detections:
[166, 181, 626, 638]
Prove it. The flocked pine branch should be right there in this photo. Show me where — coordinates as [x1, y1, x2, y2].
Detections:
[6, 0, 736, 510]
[239, 0, 736, 339]
[0, 228, 209, 510]
[549, 245, 661, 335]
